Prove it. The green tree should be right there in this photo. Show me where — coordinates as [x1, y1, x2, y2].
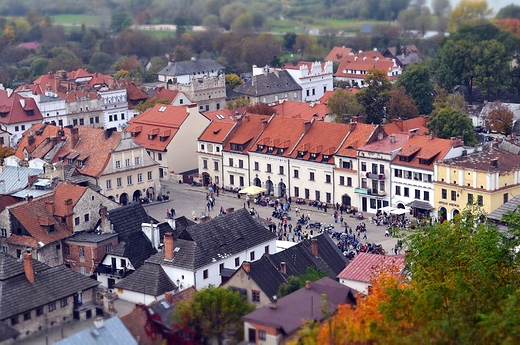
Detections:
[396, 63, 434, 114]
[283, 32, 297, 52]
[29, 57, 49, 78]
[278, 267, 328, 297]
[173, 285, 255, 345]
[448, 0, 494, 32]
[432, 87, 469, 117]
[355, 69, 392, 124]
[231, 13, 253, 32]
[386, 86, 419, 120]
[432, 0, 451, 16]
[174, 17, 192, 38]
[496, 4, 520, 19]
[327, 88, 362, 123]
[134, 97, 170, 113]
[88, 53, 114, 74]
[225, 73, 243, 88]
[111, 12, 132, 33]
[226, 97, 251, 109]
[427, 108, 477, 145]
[482, 101, 514, 135]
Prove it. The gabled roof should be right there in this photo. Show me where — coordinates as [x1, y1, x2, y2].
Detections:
[337, 252, 405, 283]
[147, 208, 276, 270]
[383, 45, 419, 58]
[55, 316, 137, 345]
[242, 277, 357, 335]
[335, 123, 378, 157]
[202, 108, 243, 123]
[391, 135, 454, 170]
[0, 90, 43, 125]
[334, 51, 401, 81]
[198, 121, 236, 144]
[271, 101, 328, 120]
[234, 70, 302, 97]
[114, 261, 176, 295]
[290, 121, 351, 162]
[224, 114, 271, 154]
[437, 147, 520, 175]
[383, 116, 429, 135]
[107, 203, 155, 242]
[0, 195, 18, 213]
[109, 232, 157, 270]
[324, 46, 352, 63]
[15, 123, 70, 160]
[158, 59, 224, 77]
[53, 183, 88, 217]
[150, 87, 180, 103]
[0, 254, 99, 320]
[250, 115, 306, 157]
[17, 41, 40, 50]
[359, 132, 409, 154]
[126, 104, 191, 151]
[319, 88, 358, 105]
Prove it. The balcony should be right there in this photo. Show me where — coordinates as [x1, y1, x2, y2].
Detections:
[97, 265, 125, 278]
[354, 188, 386, 197]
[366, 172, 385, 180]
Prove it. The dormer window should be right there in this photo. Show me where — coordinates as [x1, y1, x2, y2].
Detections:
[268, 147, 274, 153]
[67, 158, 75, 165]
[257, 145, 264, 151]
[0, 112, 8, 118]
[310, 153, 318, 160]
[298, 151, 305, 157]
[278, 148, 284, 155]
[26, 110, 34, 116]
[323, 155, 330, 160]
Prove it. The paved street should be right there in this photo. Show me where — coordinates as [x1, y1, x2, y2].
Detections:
[145, 180, 403, 255]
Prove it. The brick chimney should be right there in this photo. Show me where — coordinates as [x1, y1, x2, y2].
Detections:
[311, 238, 318, 257]
[303, 121, 312, 134]
[450, 136, 463, 148]
[305, 280, 311, 290]
[243, 261, 250, 273]
[164, 232, 174, 261]
[45, 201, 55, 214]
[280, 261, 286, 274]
[99, 205, 112, 233]
[64, 198, 74, 229]
[70, 127, 80, 148]
[23, 252, 35, 283]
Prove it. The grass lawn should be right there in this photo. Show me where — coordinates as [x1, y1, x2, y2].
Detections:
[140, 30, 177, 39]
[50, 14, 103, 26]
[268, 17, 385, 34]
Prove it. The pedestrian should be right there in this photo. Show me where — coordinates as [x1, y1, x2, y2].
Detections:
[323, 204, 328, 213]
[340, 216, 344, 227]
[246, 195, 250, 208]
[166, 209, 171, 218]
[363, 231, 367, 240]
[207, 201, 211, 212]
[171, 208, 176, 217]
[394, 244, 399, 255]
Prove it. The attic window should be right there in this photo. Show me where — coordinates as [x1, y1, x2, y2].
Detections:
[323, 155, 330, 160]
[268, 147, 274, 153]
[285, 82, 291, 86]
[310, 153, 318, 160]
[158, 106, 167, 112]
[48, 224, 55, 233]
[174, 247, 180, 252]
[26, 110, 34, 116]
[264, 84, 270, 89]
[278, 148, 284, 154]
[67, 158, 75, 165]
[298, 151, 305, 157]
[0, 112, 8, 118]
[216, 114, 225, 120]
[258, 145, 264, 151]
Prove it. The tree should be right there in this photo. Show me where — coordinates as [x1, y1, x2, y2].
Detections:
[219, 2, 248, 30]
[355, 69, 392, 125]
[226, 97, 251, 109]
[29, 57, 49, 78]
[496, 4, 520, 19]
[432, 87, 469, 117]
[173, 286, 255, 345]
[482, 101, 514, 135]
[134, 97, 170, 113]
[174, 17, 192, 38]
[283, 32, 297, 52]
[231, 13, 253, 32]
[386, 86, 419, 120]
[396, 63, 434, 115]
[225, 73, 243, 88]
[427, 108, 477, 145]
[448, 0, 494, 32]
[432, 0, 451, 16]
[326, 88, 362, 123]
[278, 267, 327, 297]
[494, 18, 520, 36]
[246, 102, 273, 115]
[0, 146, 14, 165]
[111, 12, 132, 33]
[398, 8, 419, 32]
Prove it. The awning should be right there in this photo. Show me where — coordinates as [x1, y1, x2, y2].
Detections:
[407, 200, 434, 211]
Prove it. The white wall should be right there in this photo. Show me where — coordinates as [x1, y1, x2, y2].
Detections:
[116, 289, 163, 305]
[339, 278, 370, 294]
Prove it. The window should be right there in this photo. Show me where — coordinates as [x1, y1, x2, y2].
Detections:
[64, 245, 70, 255]
[21, 125, 25, 130]
[239, 176, 244, 187]
[147, 171, 153, 180]
[79, 247, 84, 256]
[259, 330, 266, 340]
[238, 159, 244, 168]
[127, 175, 133, 185]
[404, 187, 409, 197]
[11, 316, 18, 325]
[203, 269, 208, 279]
[254, 162, 259, 171]
[121, 259, 126, 267]
[24, 312, 31, 321]
[0, 228, 6, 237]
[73, 119, 78, 126]
[137, 173, 143, 183]
[326, 192, 331, 203]
[279, 166, 284, 175]
[451, 191, 457, 201]
[266, 164, 272, 173]
[339, 176, 345, 185]
[90, 117, 94, 124]
[48, 302, 56, 312]
[468, 193, 474, 204]
[380, 164, 385, 174]
[74, 217, 80, 226]
[214, 161, 219, 171]
[250, 251, 255, 261]
[361, 178, 367, 189]
[347, 177, 352, 187]
[125, 159, 130, 167]
[415, 189, 421, 199]
[36, 307, 44, 316]
[106, 180, 112, 189]
[229, 158, 234, 167]
[442, 189, 447, 199]
[121, 113, 125, 120]
[95, 116, 100, 123]
[293, 169, 299, 178]
[309, 172, 315, 181]
[235, 257, 240, 267]
[315, 190, 320, 200]
[230, 175, 235, 185]
[252, 290, 260, 303]
[117, 177, 122, 187]
[1, 245, 8, 254]
[265, 245, 269, 254]
[504, 193, 509, 204]
[372, 163, 378, 174]
[80, 266, 86, 275]
[325, 174, 331, 183]
[379, 181, 385, 192]
[15, 126, 19, 132]
[424, 191, 430, 201]
[115, 160, 121, 169]
[157, 153, 162, 161]
[305, 188, 310, 199]
[114, 114, 118, 121]
[361, 162, 366, 171]
[135, 156, 140, 165]
[84, 214, 90, 222]
[60, 298, 68, 308]
[395, 186, 401, 195]
[477, 195, 483, 206]
[342, 161, 352, 169]
[294, 186, 299, 197]
[306, 89, 310, 97]
[79, 118, 84, 125]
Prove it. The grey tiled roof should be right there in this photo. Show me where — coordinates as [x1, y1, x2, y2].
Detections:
[65, 231, 118, 244]
[55, 316, 137, 345]
[148, 209, 276, 270]
[487, 195, 520, 222]
[234, 70, 301, 97]
[0, 321, 20, 341]
[109, 232, 157, 270]
[0, 254, 99, 320]
[108, 203, 155, 241]
[114, 262, 176, 295]
[158, 59, 224, 77]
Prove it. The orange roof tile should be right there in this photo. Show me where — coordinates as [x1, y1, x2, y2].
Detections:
[53, 183, 87, 217]
[359, 132, 409, 154]
[336, 123, 378, 157]
[337, 252, 405, 283]
[290, 121, 351, 161]
[126, 104, 190, 151]
[334, 51, 401, 79]
[198, 121, 236, 144]
[15, 123, 70, 160]
[249, 115, 307, 156]
[391, 135, 454, 170]
[0, 90, 43, 125]
[383, 116, 429, 136]
[224, 114, 272, 154]
[151, 87, 179, 103]
[272, 101, 328, 120]
[202, 108, 243, 123]
[325, 46, 353, 63]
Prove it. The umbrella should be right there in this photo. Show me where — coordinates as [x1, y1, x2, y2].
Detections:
[380, 206, 396, 212]
[238, 185, 267, 195]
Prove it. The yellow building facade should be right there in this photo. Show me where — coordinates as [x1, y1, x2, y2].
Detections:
[433, 148, 520, 220]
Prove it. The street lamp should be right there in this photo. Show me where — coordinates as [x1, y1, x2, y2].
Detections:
[462, 129, 467, 144]
[44, 314, 48, 345]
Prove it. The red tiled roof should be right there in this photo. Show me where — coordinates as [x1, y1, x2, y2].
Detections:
[224, 114, 272, 154]
[64, 90, 99, 103]
[6, 234, 39, 248]
[290, 121, 351, 161]
[383, 116, 429, 136]
[359, 132, 409, 154]
[198, 121, 236, 144]
[202, 108, 243, 123]
[0, 195, 19, 213]
[0, 90, 43, 125]
[283, 61, 327, 72]
[334, 51, 401, 79]
[336, 123, 378, 157]
[392, 135, 454, 170]
[249, 115, 307, 156]
[15, 123, 69, 159]
[151, 87, 179, 103]
[325, 46, 352, 63]
[17, 41, 40, 50]
[319, 88, 359, 106]
[126, 104, 190, 151]
[337, 252, 405, 283]
[53, 183, 87, 217]
[272, 101, 328, 120]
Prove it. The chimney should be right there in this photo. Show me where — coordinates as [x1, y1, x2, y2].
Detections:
[45, 201, 55, 213]
[491, 159, 498, 168]
[243, 261, 251, 273]
[165, 292, 173, 304]
[142, 223, 160, 250]
[305, 280, 311, 290]
[389, 135, 396, 143]
[280, 261, 286, 274]
[23, 252, 35, 283]
[303, 121, 312, 134]
[261, 119, 269, 130]
[94, 317, 104, 329]
[353, 115, 364, 124]
[70, 127, 79, 148]
[164, 232, 174, 261]
[99, 205, 112, 233]
[462, 150, 467, 156]
[270, 295, 278, 309]
[27, 195, 33, 203]
[311, 238, 318, 257]
[450, 136, 463, 148]
[64, 198, 73, 229]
